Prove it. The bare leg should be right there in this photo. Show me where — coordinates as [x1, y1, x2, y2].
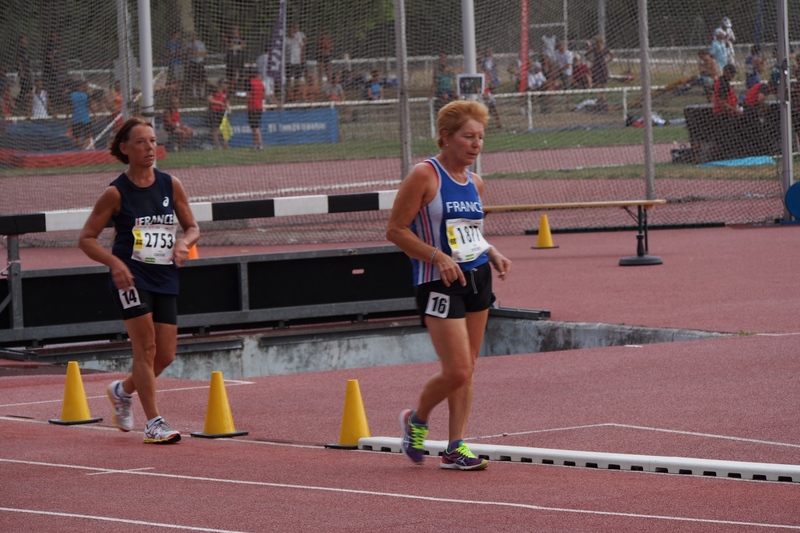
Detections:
[120, 318, 176, 421]
[416, 308, 489, 443]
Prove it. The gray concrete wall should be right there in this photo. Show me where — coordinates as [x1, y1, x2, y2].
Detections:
[80, 317, 728, 381]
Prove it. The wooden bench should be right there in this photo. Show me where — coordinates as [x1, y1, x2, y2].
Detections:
[484, 199, 667, 266]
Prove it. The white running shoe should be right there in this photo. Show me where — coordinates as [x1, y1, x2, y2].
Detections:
[107, 380, 133, 432]
[143, 417, 181, 444]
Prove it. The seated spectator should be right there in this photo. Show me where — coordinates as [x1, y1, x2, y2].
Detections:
[304, 72, 323, 102]
[571, 53, 592, 90]
[163, 96, 193, 151]
[0, 85, 12, 136]
[367, 70, 383, 100]
[30, 78, 51, 120]
[745, 45, 764, 90]
[432, 53, 455, 112]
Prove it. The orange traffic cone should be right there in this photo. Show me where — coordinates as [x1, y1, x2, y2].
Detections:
[49, 361, 103, 425]
[325, 379, 370, 449]
[188, 244, 199, 259]
[531, 214, 559, 249]
[190, 371, 248, 438]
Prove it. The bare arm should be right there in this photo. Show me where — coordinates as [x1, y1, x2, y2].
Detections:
[78, 186, 134, 290]
[386, 162, 465, 287]
[171, 176, 200, 267]
[473, 175, 512, 281]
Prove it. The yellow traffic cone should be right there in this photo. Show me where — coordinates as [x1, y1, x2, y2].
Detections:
[49, 361, 103, 425]
[325, 379, 370, 450]
[188, 244, 199, 259]
[190, 371, 248, 438]
[531, 214, 559, 249]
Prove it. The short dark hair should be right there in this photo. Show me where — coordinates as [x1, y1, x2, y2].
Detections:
[110, 117, 153, 164]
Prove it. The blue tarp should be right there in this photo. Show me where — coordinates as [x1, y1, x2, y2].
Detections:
[698, 156, 776, 167]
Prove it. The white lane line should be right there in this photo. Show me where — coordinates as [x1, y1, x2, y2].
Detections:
[0, 381, 253, 409]
[0, 507, 252, 533]
[474, 423, 800, 449]
[1, 458, 798, 530]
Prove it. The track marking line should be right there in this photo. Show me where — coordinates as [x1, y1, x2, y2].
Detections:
[0, 381, 253, 409]
[474, 422, 800, 449]
[1, 458, 798, 530]
[0, 507, 252, 533]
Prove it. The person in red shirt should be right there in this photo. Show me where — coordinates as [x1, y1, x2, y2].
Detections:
[571, 53, 592, 90]
[162, 96, 193, 151]
[713, 64, 740, 116]
[246, 68, 265, 150]
[742, 80, 776, 155]
[207, 79, 230, 149]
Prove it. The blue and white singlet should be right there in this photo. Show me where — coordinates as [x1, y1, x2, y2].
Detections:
[409, 157, 490, 286]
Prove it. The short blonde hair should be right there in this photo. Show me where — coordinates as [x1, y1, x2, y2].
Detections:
[436, 100, 489, 149]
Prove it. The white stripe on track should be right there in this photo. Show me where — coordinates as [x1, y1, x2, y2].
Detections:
[0, 506, 251, 533]
[1, 458, 798, 530]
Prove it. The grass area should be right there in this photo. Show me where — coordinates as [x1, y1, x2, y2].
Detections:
[0, 124, 689, 178]
[485, 160, 779, 181]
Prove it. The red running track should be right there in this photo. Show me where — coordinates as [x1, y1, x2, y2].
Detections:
[2, 226, 800, 531]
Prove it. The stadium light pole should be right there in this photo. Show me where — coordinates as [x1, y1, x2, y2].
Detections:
[776, 0, 793, 218]
[637, 0, 655, 200]
[461, 0, 480, 173]
[394, 0, 412, 179]
[137, 0, 154, 127]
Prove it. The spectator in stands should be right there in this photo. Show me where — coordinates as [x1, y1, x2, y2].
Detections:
[30, 78, 51, 120]
[526, 60, 550, 114]
[207, 78, 230, 149]
[317, 28, 334, 86]
[79, 116, 199, 445]
[324, 71, 345, 102]
[694, 50, 718, 102]
[745, 44, 763, 90]
[479, 61, 503, 129]
[553, 40, 574, 109]
[367, 70, 384, 100]
[480, 48, 499, 90]
[571, 53, 592, 91]
[165, 30, 184, 93]
[742, 80, 775, 154]
[0, 85, 12, 136]
[15, 35, 33, 116]
[719, 17, 736, 66]
[712, 64, 741, 158]
[587, 34, 614, 111]
[710, 28, 729, 72]
[255, 47, 279, 108]
[304, 72, 323, 102]
[713, 64, 740, 116]
[387, 99, 512, 472]
[286, 22, 307, 102]
[42, 31, 68, 112]
[324, 71, 348, 121]
[223, 25, 246, 92]
[431, 53, 455, 113]
[245, 68, 264, 150]
[108, 80, 124, 131]
[186, 32, 207, 99]
[163, 96, 193, 151]
[70, 80, 94, 150]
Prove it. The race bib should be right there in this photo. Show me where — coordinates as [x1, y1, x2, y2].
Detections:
[131, 224, 176, 265]
[118, 287, 141, 310]
[446, 218, 491, 263]
[425, 291, 450, 318]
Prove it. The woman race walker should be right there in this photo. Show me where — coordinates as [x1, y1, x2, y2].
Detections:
[387, 100, 512, 470]
[79, 117, 200, 444]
